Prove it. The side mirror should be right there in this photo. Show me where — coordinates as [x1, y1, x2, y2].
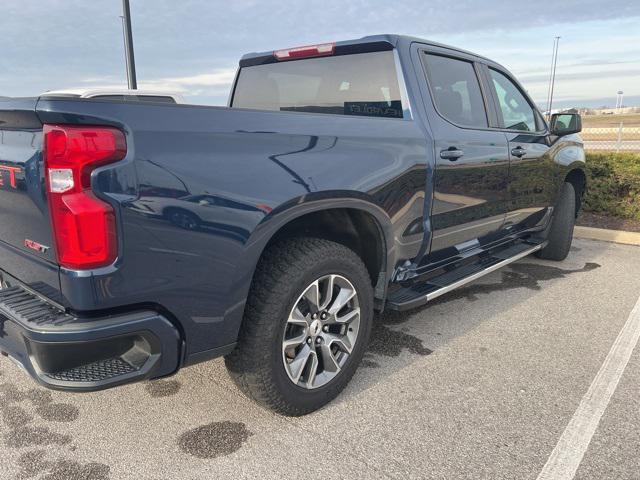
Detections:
[550, 113, 582, 136]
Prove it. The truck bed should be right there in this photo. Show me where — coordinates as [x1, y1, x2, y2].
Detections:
[1, 95, 428, 364]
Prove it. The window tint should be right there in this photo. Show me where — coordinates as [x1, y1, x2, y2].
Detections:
[232, 51, 404, 119]
[489, 69, 537, 132]
[423, 54, 487, 128]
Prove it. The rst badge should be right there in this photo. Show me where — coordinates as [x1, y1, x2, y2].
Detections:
[24, 239, 50, 254]
[0, 165, 22, 189]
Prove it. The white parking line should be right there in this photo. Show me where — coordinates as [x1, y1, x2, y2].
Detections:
[537, 294, 640, 480]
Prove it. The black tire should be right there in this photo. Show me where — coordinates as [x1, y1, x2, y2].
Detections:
[536, 182, 576, 261]
[225, 237, 373, 416]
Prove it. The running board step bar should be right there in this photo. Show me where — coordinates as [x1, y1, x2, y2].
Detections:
[386, 241, 545, 311]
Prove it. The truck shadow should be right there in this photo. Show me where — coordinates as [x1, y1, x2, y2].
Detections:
[344, 256, 601, 388]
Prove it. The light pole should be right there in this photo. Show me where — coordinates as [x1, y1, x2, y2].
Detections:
[545, 36, 561, 119]
[121, 0, 137, 90]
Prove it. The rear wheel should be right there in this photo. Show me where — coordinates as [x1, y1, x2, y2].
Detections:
[225, 237, 373, 416]
[536, 182, 576, 261]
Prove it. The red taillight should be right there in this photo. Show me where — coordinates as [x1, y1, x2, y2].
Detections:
[43, 124, 126, 269]
[273, 42, 335, 61]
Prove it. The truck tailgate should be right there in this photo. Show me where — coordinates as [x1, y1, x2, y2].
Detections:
[0, 98, 61, 303]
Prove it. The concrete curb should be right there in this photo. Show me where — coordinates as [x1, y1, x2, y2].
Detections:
[574, 226, 640, 246]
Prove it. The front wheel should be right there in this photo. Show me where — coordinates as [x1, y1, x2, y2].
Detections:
[225, 237, 373, 416]
[536, 182, 576, 261]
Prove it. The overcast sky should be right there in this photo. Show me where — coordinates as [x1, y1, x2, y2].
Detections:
[2, 0, 640, 108]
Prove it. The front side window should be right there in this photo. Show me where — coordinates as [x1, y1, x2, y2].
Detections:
[232, 51, 404, 119]
[489, 69, 537, 132]
[423, 53, 488, 128]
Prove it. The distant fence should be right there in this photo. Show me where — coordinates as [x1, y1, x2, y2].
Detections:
[582, 124, 640, 152]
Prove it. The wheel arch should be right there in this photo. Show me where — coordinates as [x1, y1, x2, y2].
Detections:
[218, 195, 395, 351]
[564, 168, 587, 217]
[251, 196, 394, 299]
[248, 197, 395, 297]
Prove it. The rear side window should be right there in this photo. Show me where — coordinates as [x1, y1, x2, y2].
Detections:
[232, 51, 404, 119]
[423, 53, 487, 128]
[488, 69, 537, 132]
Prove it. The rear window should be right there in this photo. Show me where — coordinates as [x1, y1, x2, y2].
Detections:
[423, 53, 488, 128]
[232, 51, 404, 119]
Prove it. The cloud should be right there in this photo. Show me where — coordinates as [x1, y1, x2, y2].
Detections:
[135, 69, 236, 97]
[73, 68, 237, 97]
[1, 0, 640, 103]
[518, 68, 640, 84]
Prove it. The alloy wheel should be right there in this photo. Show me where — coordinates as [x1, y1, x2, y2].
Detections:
[282, 274, 361, 389]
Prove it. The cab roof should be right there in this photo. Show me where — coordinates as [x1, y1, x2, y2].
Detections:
[239, 34, 494, 67]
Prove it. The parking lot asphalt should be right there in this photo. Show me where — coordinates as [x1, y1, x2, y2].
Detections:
[1, 237, 639, 480]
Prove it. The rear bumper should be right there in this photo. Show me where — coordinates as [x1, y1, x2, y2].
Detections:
[0, 284, 181, 391]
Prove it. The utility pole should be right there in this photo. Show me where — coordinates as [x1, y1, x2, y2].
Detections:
[545, 36, 560, 119]
[121, 0, 137, 89]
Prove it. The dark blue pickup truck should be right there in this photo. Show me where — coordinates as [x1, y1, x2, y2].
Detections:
[0, 35, 585, 415]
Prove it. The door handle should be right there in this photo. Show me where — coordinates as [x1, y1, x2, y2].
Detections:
[440, 147, 464, 161]
[510, 146, 526, 158]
